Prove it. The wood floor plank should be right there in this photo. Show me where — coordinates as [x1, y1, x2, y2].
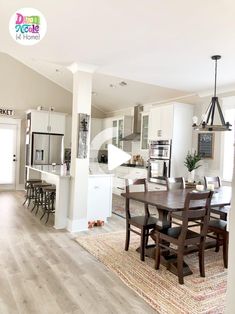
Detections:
[0, 271, 19, 314]
[8, 274, 42, 314]
[0, 191, 155, 314]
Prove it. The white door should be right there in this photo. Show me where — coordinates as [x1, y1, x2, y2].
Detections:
[0, 124, 17, 189]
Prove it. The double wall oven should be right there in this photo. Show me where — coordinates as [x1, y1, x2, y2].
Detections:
[148, 140, 172, 184]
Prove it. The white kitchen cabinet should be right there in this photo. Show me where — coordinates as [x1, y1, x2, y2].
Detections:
[30, 110, 49, 133]
[111, 116, 132, 152]
[148, 104, 173, 140]
[112, 166, 147, 195]
[141, 113, 149, 150]
[28, 110, 66, 135]
[87, 175, 113, 221]
[148, 182, 166, 191]
[148, 102, 193, 178]
[112, 165, 166, 195]
[49, 112, 66, 134]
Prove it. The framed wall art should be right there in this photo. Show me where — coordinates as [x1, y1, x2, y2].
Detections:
[198, 133, 214, 159]
[77, 113, 90, 159]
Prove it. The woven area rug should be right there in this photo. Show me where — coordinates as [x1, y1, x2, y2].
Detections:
[112, 194, 157, 218]
[76, 231, 227, 314]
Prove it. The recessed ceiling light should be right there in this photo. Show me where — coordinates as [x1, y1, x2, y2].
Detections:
[55, 68, 63, 75]
[109, 84, 116, 88]
[119, 81, 127, 86]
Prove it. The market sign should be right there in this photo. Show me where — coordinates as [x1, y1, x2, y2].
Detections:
[0, 109, 14, 116]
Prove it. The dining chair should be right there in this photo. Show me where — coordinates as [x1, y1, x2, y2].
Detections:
[207, 214, 229, 268]
[204, 176, 229, 220]
[166, 177, 185, 225]
[125, 178, 158, 261]
[204, 176, 221, 189]
[166, 177, 185, 191]
[153, 191, 213, 284]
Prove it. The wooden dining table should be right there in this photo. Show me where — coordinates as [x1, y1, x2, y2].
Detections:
[121, 186, 231, 276]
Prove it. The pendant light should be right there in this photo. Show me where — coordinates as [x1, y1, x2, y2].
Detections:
[192, 55, 232, 131]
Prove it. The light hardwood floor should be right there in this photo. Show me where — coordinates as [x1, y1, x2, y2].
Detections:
[0, 191, 155, 314]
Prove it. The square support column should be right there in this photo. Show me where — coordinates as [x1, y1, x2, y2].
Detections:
[67, 64, 95, 232]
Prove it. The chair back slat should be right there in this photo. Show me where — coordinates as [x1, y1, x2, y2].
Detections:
[187, 209, 206, 219]
[166, 177, 185, 191]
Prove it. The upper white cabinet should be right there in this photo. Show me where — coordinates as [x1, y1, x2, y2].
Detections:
[140, 113, 149, 150]
[30, 110, 49, 133]
[111, 116, 132, 152]
[29, 110, 66, 135]
[49, 112, 66, 134]
[148, 104, 173, 140]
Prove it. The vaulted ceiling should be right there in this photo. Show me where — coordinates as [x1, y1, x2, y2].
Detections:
[1, 0, 235, 112]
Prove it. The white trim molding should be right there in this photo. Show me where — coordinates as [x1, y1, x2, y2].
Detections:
[67, 218, 88, 233]
[67, 62, 97, 74]
[0, 117, 21, 190]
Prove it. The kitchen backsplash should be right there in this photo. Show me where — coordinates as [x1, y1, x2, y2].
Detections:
[131, 141, 149, 164]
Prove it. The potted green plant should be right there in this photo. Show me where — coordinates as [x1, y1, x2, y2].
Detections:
[184, 151, 201, 182]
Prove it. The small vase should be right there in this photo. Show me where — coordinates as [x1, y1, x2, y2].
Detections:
[188, 170, 195, 183]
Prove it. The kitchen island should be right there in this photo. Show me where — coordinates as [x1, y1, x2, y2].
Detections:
[26, 165, 114, 231]
[26, 165, 71, 229]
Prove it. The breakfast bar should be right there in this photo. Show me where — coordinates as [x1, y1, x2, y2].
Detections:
[26, 165, 71, 229]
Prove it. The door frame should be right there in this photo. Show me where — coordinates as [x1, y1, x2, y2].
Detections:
[0, 117, 21, 190]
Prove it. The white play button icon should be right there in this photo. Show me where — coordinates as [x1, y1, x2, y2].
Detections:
[108, 144, 131, 171]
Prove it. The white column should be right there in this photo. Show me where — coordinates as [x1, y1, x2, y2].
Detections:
[67, 63, 95, 232]
[226, 143, 235, 313]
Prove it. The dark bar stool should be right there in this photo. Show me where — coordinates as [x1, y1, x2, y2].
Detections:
[23, 179, 42, 207]
[31, 182, 52, 215]
[41, 186, 56, 224]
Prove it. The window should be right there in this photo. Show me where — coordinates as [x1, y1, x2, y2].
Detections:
[222, 108, 235, 181]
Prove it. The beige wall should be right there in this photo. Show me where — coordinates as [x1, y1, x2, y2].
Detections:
[91, 106, 105, 118]
[0, 54, 105, 186]
[0, 53, 74, 186]
[0, 53, 73, 117]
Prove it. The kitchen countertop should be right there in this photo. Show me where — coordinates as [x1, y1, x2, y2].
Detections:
[92, 162, 148, 169]
[27, 164, 114, 178]
[26, 165, 71, 178]
[89, 162, 148, 176]
[120, 163, 148, 169]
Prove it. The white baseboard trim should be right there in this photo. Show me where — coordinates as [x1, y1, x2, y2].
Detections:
[67, 218, 88, 233]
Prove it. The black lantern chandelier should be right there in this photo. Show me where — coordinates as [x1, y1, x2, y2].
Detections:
[192, 55, 232, 131]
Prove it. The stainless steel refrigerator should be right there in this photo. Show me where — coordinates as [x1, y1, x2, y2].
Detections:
[32, 132, 64, 165]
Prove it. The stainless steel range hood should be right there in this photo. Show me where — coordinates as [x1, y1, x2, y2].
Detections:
[121, 105, 143, 141]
